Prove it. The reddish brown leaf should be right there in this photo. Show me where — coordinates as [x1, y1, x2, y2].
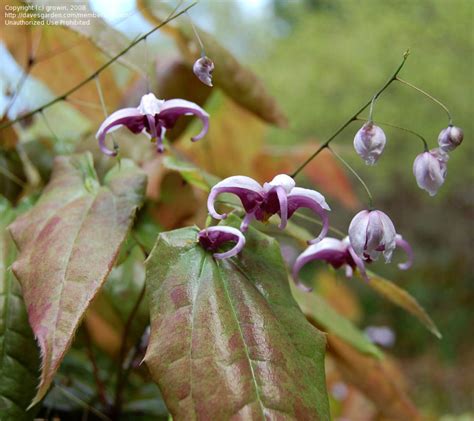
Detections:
[8, 152, 146, 405]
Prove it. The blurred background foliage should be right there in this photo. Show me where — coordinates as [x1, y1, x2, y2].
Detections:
[1, 0, 472, 418]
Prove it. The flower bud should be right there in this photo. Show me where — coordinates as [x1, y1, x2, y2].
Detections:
[413, 148, 448, 196]
[353, 122, 387, 165]
[438, 125, 464, 152]
[348, 209, 396, 263]
[193, 56, 214, 87]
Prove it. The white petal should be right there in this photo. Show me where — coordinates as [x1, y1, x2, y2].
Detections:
[348, 210, 370, 257]
[138, 93, 165, 115]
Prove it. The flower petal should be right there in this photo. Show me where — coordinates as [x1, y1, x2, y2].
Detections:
[159, 99, 210, 141]
[347, 245, 369, 281]
[287, 187, 331, 244]
[207, 176, 263, 220]
[138, 93, 165, 115]
[275, 186, 288, 229]
[96, 108, 144, 156]
[266, 174, 296, 194]
[198, 226, 245, 259]
[348, 210, 370, 258]
[378, 211, 397, 263]
[395, 234, 413, 270]
[292, 238, 346, 290]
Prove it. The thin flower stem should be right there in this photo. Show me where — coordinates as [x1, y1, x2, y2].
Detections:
[396, 77, 453, 124]
[187, 11, 205, 57]
[94, 76, 118, 151]
[67, 97, 105, 111]
[40, 110, 65, 151]
[0, 2, 197, 131]
[356, 117, 429, 151]
[328, 146, 374, 208]
[55, 383, 111, 421]
[291, 50, 410, 178]
[368, 94, 377, 122]
[0, 163, 26, 188]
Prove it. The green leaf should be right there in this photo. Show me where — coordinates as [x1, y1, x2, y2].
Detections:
[8, 152, 147, 406]
[144, 216, 330, 420]
[363, 272, 442, 339]
[162, 156, 220, 193]
[0, 197, 40, 420]
[291, 285, 383, 359]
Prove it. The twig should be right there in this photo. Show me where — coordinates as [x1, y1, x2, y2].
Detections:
[0, 2, 197, 131]
[291, 50, 410, 178]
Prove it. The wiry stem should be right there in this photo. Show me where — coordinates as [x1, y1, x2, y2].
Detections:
[356, 117, 429, 151]
[0, 2, 197, 131]
[396, 77, 453, 124]
[291, 50, 410, 178]
[328, 146, 374, 209]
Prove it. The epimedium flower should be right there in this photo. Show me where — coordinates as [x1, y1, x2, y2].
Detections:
[292, 234, 413, 290]
[207, 174, 331, 244]
[96, 93, 209, 156]
[438, 125, 464, 152]
[292, 237, 369, 290]
[193, 56, 215, 87]
[348, 209, 396, 263]
[353, 122, 387, 165]
[413, 147, 448, 196]
[198, 226, 245, 259]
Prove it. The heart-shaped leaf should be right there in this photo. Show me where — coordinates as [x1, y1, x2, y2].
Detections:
[144, 217, 330, 420]
[8, 152, 146, 406]
[0, 197, 40, 420]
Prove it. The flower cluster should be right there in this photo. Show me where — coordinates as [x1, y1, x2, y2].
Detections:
[353, 120, 464, 197]
[199, 173, 331, 263]
[412, 125, 463, 196]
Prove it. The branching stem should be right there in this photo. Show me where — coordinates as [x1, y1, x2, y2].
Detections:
[356, 117, 429, 151]
[0, 2, 197, 131]
[291, 50, 410, 178]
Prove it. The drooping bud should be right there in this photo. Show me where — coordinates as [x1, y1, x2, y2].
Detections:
[348, 209, 397, 263]
[353, 122, 387, 165]
[193, 56, 214, 87]
[413, 148, 448, 196]
[438, 125, 464, 152]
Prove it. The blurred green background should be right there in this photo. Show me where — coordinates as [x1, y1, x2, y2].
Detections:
[196, 0, 474, 415]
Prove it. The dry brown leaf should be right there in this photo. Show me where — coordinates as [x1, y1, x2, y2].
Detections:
[0, 6, 122, 124]
[328, 335, 422, 421]
[137, 0, 288, 128]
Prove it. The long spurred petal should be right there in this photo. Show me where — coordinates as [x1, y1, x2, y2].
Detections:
[96, 108, 143, 156]
[348, 246, 369, 281]
[198, 226, 246, 259]
[395, 234, 414, 270]
[207, 176, 263, 219]
[288, 187, 331, 244]
[159, 99, 210, 142]
[275, 186, 288, 229]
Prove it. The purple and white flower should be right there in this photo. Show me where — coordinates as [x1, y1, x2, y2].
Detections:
[364, 326, 396, 347]
[348, 209, 397, 263]
[438, 125, 464, 152]
[96, 93, 209, 156]
[292, 237, 369, 290]
[353, 122, 387, 165]
[413, 148, 448, 196]
[193, 56, 214, 87]
[292, 234, 413, 290]
[207, 174, 331, 244]
[198, 226, 245, 259]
